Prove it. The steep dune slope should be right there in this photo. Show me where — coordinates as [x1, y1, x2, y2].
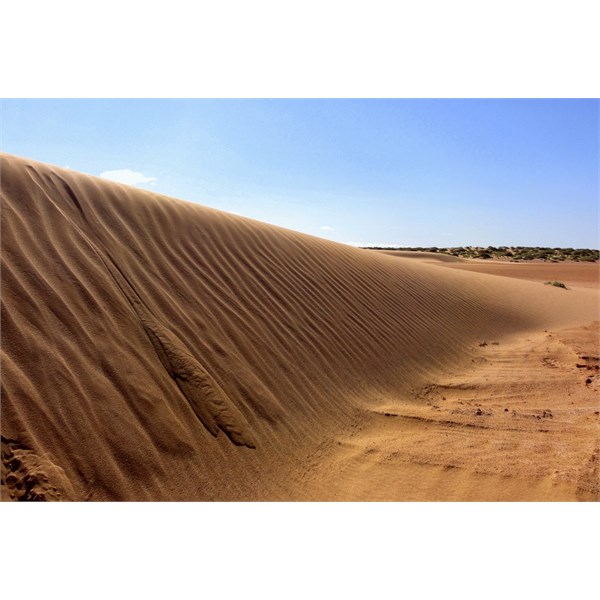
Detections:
[1, 154, 596, 500]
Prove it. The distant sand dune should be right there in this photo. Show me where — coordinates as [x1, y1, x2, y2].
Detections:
[1, 153, 597, 501]
[374, 250, 467, 262]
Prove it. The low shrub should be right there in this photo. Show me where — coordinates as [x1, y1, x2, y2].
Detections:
[545, 281, 568, 289]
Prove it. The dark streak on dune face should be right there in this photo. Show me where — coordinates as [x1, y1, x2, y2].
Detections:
[139, 317, 256, 448]
[1, 153, 597, 501]
[101, 257, 256, 448]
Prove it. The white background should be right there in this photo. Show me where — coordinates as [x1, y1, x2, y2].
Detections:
[1, 1, 598, 598]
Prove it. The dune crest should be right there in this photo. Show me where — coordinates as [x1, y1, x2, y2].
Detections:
[1, 153, 597, 500]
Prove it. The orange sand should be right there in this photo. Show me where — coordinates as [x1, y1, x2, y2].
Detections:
[1, 154, 598, 501]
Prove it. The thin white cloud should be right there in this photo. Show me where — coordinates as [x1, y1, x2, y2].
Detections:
[99, 169, 157, 187]
[320, 225, 335, 231]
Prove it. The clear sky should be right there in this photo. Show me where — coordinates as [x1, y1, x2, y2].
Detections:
[2, 99, 598, 248]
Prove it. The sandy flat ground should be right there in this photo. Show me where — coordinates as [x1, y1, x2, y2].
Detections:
[1, 153, 598, 501]
[442, 260, 599, 289]
[377, 250, 599, 289]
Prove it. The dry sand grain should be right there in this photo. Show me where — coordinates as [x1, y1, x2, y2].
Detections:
[1, 154, 598, 500]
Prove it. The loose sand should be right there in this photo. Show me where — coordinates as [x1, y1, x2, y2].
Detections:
[1, 154, 598, 501]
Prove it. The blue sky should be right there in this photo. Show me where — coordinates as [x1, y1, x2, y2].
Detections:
[2, 99, 598, 247]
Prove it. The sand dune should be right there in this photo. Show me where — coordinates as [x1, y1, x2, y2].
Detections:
[1, 153, 598, 501]
[375, 250, 467, 263]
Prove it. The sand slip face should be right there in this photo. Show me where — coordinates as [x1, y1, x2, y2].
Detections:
[1, 153, 597, 500]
